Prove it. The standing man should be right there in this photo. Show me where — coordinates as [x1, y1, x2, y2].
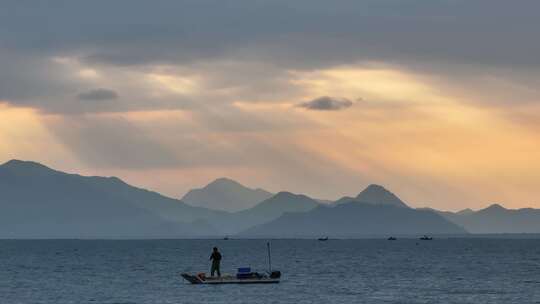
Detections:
[209, 247, 222, 277]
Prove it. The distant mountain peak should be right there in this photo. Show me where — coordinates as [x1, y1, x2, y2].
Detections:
[273, 191, 304, 199]
[2, 159, 50, 169]
[333, 196, 356, 205]
[364, 184, 387, 191]
[456, 208, 474, 215]
[356, 184, 409, 208]
[245, 191, 319, 214]
[257, 192, 317, 207]
[181, 177, 273, 212]
[208, 177, 242, 186]
[0, 159, 60, 176]
[483, 203, 507, 212]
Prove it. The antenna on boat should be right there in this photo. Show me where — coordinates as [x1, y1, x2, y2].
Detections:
[267, 241, 272, 273]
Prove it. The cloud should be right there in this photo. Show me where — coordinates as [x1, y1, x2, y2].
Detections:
[2, 1, 540, 115]
[297, 96, 353, 111]
[2, 1, 540, 69]
[77, 88, 118, 101]
[0, 51, 82, 103]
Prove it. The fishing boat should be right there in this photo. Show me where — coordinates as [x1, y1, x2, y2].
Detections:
[318, 237, 328, 241]
[181, 242, 281, 285]
[387, 236, 397, 241]
[419, 235, 433, 240]
[181, 270, 281, 284]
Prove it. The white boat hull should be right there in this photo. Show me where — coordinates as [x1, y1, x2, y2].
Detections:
[181, 273, 280, 285]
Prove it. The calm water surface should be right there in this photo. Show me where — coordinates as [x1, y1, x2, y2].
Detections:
[1, 239, 540, 303]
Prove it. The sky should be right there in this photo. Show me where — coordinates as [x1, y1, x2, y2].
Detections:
[1, 0, 539, 210]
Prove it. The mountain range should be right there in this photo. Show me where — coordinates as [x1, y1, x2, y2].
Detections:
[242, 190, 466, 237]
[0, 160, 221, 238]
[431, 204, 540, 234]
[1, 159, 539, 238]
[243, 202, 466, 237]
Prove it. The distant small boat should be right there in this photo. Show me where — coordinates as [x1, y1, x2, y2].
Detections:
[223, 236, 230, 240]
[419, 235, 433, 241]
[387, 237, 397, 241]
[318, 237, 329, 241]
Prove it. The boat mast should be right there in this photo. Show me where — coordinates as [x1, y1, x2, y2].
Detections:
[267, 242, 272, 273]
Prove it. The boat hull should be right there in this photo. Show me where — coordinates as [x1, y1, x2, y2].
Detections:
[181, 273, 280, 285]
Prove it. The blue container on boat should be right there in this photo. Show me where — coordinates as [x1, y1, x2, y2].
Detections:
[237, 273, 254, 279]
[237, 267, 251, 273]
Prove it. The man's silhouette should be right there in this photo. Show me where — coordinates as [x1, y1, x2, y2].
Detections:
[209, 247, 222, 277]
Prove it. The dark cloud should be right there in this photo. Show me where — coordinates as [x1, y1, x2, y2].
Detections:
[0, 51, 81, 102]
[1, 0, 539, 68]
[297, 96, 353, 111]
[1, 0, 539, 114]
[77, 88, 118, 101]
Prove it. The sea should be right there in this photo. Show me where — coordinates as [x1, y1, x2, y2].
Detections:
[1, 238, 540, 304]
